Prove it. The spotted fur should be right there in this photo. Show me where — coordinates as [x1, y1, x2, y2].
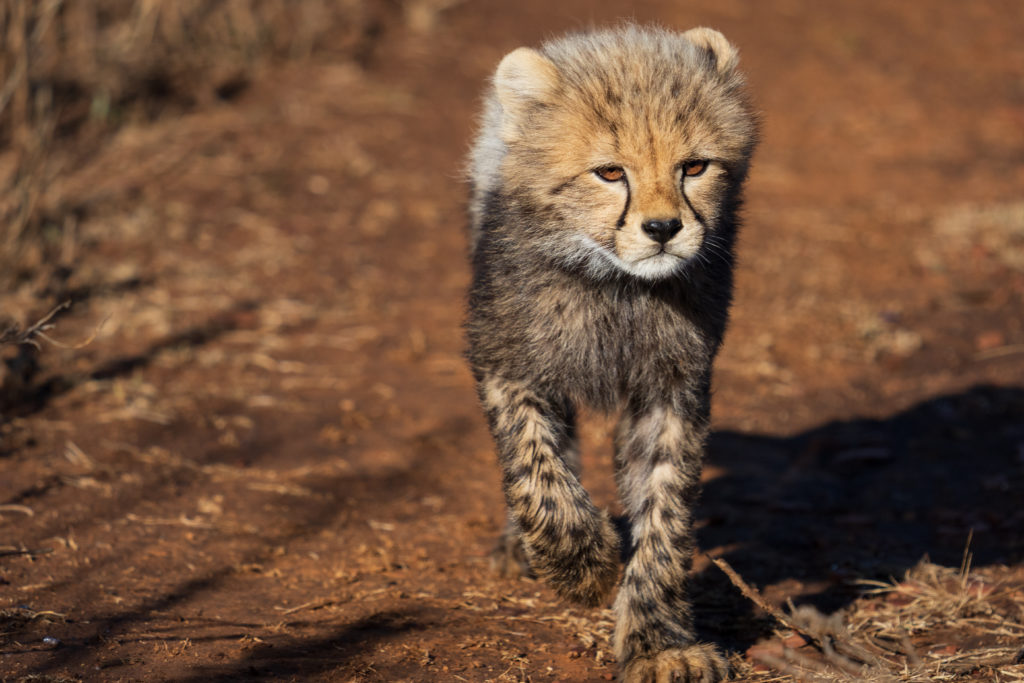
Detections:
[466, 25, 757, 682]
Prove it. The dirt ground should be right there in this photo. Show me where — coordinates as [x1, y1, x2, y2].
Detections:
[2, 1, 1024, 681]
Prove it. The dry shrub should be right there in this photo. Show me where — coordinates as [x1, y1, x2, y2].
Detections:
[0, 0, 395, 289]
[0, 0, 401, 402]
[736, 559, 1024, 682]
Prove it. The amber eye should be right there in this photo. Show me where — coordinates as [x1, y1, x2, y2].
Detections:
[682, 160, 708, 177]
[595, 166, 625, 182]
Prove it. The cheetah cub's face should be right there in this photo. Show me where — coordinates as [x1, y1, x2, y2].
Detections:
[493, 28, 756, 281]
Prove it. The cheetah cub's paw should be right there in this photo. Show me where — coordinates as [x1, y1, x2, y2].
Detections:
[622, 643, 729, 683]
[488, 531, 532, 578]
[544, 509, 620, 607]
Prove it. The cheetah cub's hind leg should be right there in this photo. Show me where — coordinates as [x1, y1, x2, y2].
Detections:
[614, 403, 728, 682]
[480, 375, 619, 606]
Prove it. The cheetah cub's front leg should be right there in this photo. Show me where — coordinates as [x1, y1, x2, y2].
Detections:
[479, 375, 619, 606]
[613, 403, 728, 682]
[621, 644, 730, 683]
[490, 421, 583, 579]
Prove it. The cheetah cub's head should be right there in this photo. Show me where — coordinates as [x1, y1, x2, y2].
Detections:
[488, 26, 757, 281]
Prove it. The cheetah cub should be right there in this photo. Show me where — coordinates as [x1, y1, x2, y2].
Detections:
[466, 25, 757, 682]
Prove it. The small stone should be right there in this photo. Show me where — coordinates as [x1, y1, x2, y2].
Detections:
[307, 174, 330, 195]
[782, 632, 809, 649]
[975, 330, 1005, 351]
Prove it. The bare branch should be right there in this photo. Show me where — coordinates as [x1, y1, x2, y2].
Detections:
[0, 300, 70, 349]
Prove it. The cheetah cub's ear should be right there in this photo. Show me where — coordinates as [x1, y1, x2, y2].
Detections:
[683, 27, 739, 74]
[493, 47, 559, 141]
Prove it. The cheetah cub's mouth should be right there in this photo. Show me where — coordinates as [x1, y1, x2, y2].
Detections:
[575, 230, 705, 282]
[637, 223, 708, 275]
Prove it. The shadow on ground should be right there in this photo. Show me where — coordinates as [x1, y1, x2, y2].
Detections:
[176, 609, 436, 682]
[86, 384, 1021, 678]
[9, 445, 445, 679]
[695, 384, 1024, 650]
[0, 299, 261, 424]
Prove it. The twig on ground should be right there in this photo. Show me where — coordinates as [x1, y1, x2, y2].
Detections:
[0, 301, 108, 354]
[35, 313, 109, 350]
[708, 555, 811, 637]
[709, 555, 886, 679]
[124, 513, 215, 529]
[273, 598, 338, 615]
[0, 300, 70, 349]
[0, 546, 53, 558]
[0, 504, 35, 516]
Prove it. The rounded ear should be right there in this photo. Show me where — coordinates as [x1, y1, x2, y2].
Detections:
[494, 47, 559, 106]
[683, 27, 739, 74]
[493, 47, 559, 140]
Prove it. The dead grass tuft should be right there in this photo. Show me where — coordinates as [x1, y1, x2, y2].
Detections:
[716, 555, 1024, 682]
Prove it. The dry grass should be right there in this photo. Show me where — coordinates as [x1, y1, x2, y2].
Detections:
[0, 0, 391, 291]
[0, 0, 399, 404]
[723, 554, 1024, 682]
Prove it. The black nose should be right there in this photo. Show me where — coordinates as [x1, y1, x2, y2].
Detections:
[641, 218, 682, 244]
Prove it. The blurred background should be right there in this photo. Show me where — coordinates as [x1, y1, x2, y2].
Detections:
[1, 1, 1022, 680]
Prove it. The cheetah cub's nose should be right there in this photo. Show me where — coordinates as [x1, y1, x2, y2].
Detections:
[641, 218, 683, 244]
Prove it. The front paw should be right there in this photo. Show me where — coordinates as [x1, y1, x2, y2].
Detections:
[538, 509, 620, 607]
[622, 644, 729, 683]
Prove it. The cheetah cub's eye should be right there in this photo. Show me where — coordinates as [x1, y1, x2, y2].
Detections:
[594, 166, 625, 182]
[682, 160, 709, 177]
